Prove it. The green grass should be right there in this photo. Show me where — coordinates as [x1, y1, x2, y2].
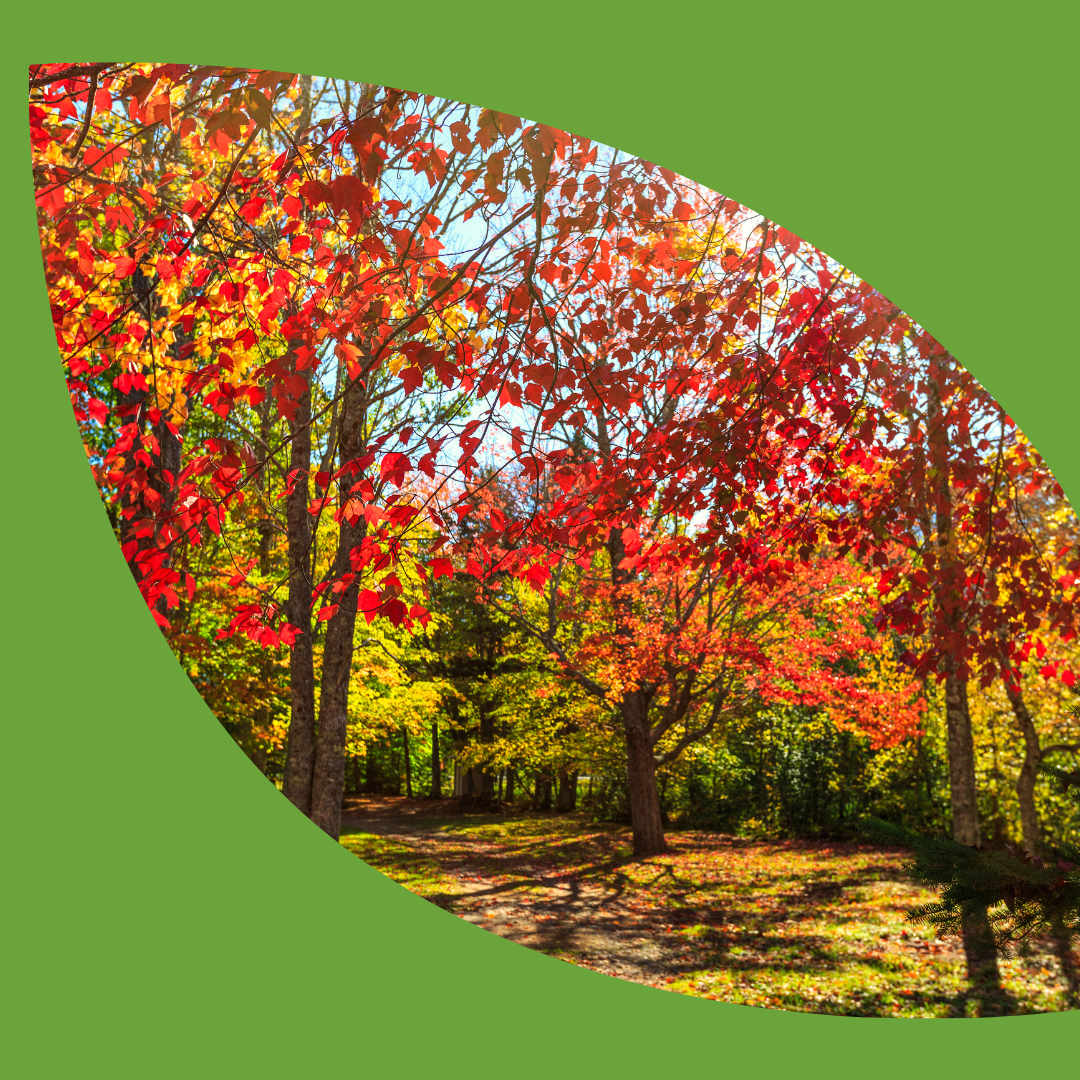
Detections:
[340, 808, 1077, 1017]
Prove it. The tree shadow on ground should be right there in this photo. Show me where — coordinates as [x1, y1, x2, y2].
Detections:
[339, 798, 1065, 1016]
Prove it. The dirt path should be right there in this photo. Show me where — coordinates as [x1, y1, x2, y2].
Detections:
[340, 796, 676, 982]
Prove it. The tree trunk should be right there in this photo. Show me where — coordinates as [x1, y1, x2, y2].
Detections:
[504, 767, 515, 806]
[928, 370, 1002, 1000]
[292, 82, 379, 836]
[402, 725, 413, 799]
[430, 721, 441, 798]
[478, 702, 496, 802]
[943, 666, 981, 846]
[281, 358, 317, 816]
[606, 522, 666, 857]
[535, 774, 552, 811]
[279, 83, 320, 816]
[623, 697, 666, 856]
[943, 668, 1005, 1004]
[556, 771, 577, 813]
[309, 378, 368, 838]
[1002, 666, 1042, 854]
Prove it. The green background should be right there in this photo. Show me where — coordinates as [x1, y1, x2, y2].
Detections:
[5, 3, 1077, 1074]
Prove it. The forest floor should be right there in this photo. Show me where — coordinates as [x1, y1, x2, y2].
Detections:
[339, 796, 1078, 1017]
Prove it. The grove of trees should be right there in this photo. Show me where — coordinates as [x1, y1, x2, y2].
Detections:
[30, 62, 1080, 1004]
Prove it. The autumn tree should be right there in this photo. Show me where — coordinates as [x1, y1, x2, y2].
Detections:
[31, 64, 562, 836]
[477, 504, 924, 855]
[30, 62, 962, 851]
[859, 336, 1080, 990]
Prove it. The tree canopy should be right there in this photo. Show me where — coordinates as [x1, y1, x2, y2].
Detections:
[30, 63, 1080, 908]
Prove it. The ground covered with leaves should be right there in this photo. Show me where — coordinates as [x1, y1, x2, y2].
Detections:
[339, 797, 1076, 1017]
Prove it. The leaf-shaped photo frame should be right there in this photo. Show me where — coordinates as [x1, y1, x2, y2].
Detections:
[28, 62, 1080, 1019]
[10, 6, 1080, 1071]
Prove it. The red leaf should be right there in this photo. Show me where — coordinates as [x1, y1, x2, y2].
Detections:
[358, 589, 381, 624]
[239, 197, 267, 223]
[382, 598, 408, 627]
[298, 180, 333, 206]
[399, 366, 424, 394]
[428, 557, 455, 580]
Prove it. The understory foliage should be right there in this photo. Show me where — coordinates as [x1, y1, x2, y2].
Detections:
[862, 693, 1080, 955]
[863, 815, 1079, 952]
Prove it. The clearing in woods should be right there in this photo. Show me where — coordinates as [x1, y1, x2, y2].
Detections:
[339, 796, 1076, 1017]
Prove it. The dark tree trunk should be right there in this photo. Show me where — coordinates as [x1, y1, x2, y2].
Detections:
[960, 906, 1005, 1008]
[281, 359, 317, 816]
[292, 83, 379, 835]
[468, 767, 483, 799]
[556, 771, 577, 813]
[279, 86, 321, 816]
[624, 703, 666, 856]
[309, 377, 368, 839]
[309, 560, 363, 833]
[430, 721, 442, 798]
[943, 666, 980, 847]
[606, 524, 666, 857]
[504, 767, 515, 806]
[478, 703, 496, 801]
[535, 774, 552, 811]
[402, 725, 413, 799]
